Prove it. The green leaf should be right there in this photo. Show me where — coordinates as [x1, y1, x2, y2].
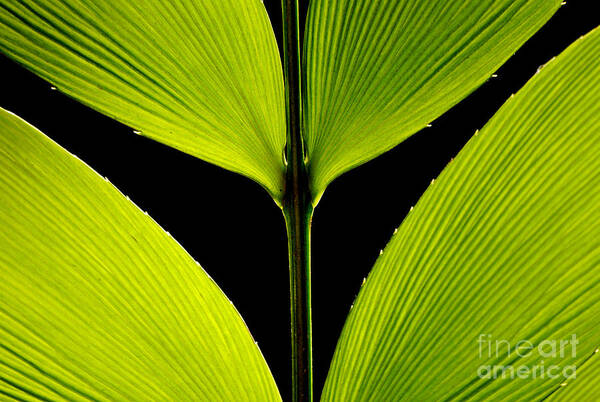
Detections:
[0, 0, 286, 201]
[304, 0, 562, 202]
[322, 27, 600, 400]
[547, 350, 600, 400]
[0, 108, 281, 401]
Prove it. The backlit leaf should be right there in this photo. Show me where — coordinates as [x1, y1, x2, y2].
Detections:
[0, 0, 286, 201]
[305, 0, 562, 202]
[323, 27, 600, 401]
[0, 108, 281, 401]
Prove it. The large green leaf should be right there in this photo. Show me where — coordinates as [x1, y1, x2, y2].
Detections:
[322, 27, 600, 400]
[0, 108, 281, 401]
[0, 0, 286, 201]
[304, 0, 562, 202]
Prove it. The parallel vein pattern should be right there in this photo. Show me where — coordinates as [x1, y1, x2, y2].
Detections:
[0, 108, 281, 401]
[322, 27, 600, 400]
[304, 0, 561, 202]
[548, 351, 600, 400]
[0, 0, 286, 200]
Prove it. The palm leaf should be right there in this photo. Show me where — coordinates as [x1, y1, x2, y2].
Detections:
[322, 26, 600, 400]
[0, 108, 281, 401]
[304, 0, 562, 202]
[0, 0, 286, 201]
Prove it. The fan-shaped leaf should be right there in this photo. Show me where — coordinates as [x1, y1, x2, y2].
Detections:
[304, 0, 562, 202]
[0, 108, 281, 401]
[322, 27, 600, 400]
[0, 0, 286, 201]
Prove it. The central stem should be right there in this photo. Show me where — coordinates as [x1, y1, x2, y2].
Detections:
[283, 195, 312, 402]
[280, 1, 312, 401]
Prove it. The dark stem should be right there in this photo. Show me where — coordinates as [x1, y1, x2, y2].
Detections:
[283, 199, 312, 402]
[281, 0, 312, 401]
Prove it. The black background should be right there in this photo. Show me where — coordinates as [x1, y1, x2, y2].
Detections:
[0, 1, 598, 400]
